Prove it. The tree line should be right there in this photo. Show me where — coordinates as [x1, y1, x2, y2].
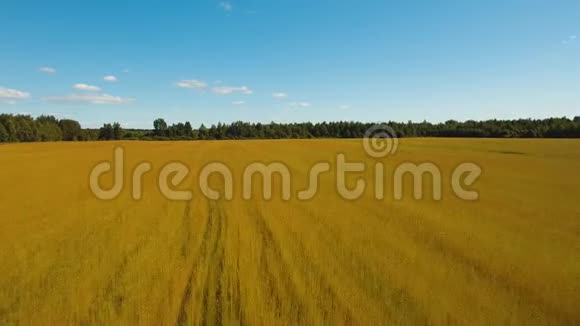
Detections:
[1, 114, 579, 143]
[0, 114, 84, 142]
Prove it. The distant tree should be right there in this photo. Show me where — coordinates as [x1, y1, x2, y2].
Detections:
[13, 115, 37, 142]
[4, 118, 17, 142]
[59, 119, 82, 141]
[99, 123, 114, 140]
[38, 115, 58, 124]
[36, 115, 63, 141]
[112, 122, 123, 140]
[0, 123, 7, 142]
[173, 122, 185, 137]
[153, 118, 168, 136]
[184, 121, 193, 137]
[191, 129, 200, 140]
[198, 123, 208, 140]
[82, 129, 99, 141]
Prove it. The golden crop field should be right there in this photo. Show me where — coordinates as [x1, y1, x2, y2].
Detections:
[0, 139, 579, 325]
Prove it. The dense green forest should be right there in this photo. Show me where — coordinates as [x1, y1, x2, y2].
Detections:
[1, 114, 579, 143]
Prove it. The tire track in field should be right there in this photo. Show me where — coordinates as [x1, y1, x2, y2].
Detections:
[83, 239, 146, 324]
[280, 227, 355, 324]
[176, 200, 212, 326]
[198, 200, 226, 326]
[289, 203, 429, 324]
[232, 226, 245, 326]
[176, 199, 244, 326]
[249, 205, 356, 324]
[413, 225, 576, 324]
[180, 202, 192, 259]
[248, 206, 308, 324]
[360, 203, 577, 324]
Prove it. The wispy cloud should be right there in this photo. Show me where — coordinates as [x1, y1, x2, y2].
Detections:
[176, 79, 208, 89]
[562, 35, 577, 45]
[289, 101, 311, 108]
[48, 111, 75, 119]
[103, 75, 118, 82]
[339, 105, 350, 109]
[232, 100, 246, 105]
[73, 83, 101, 92]
[122, 68, 130, 73]
[219, 1, 233, 12]
[213, 86, 253, 95]
[47, 93, 134, 104]
[39, 67, 56, 74]
[272, 92, 288, 99]
[0, 87, 31, 101]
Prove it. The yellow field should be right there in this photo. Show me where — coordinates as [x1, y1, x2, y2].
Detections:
[0, 139, 578, 325]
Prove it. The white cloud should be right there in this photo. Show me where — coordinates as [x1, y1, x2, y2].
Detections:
[48, 112, 74, 119]
[272, 92, 288, 99]
[39, 67, 56, 73]
[339, 105, 350, 109]
[0, 87, 31, 100]
[73, 83, 101, 92]
[562, 35, 577, 45]
[289, 101, 311, 108]
[122, 68, 130, 73]
[232, 100, 246, 105]
[103, 75, 118, 82]
[213, 86, 253, 95]
[219, 1, 233, 11]
[46, 93, 134, 104]
[176, 79, 208, 89]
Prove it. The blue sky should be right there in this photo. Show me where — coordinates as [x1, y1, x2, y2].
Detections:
[0, 0, 579, 129]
